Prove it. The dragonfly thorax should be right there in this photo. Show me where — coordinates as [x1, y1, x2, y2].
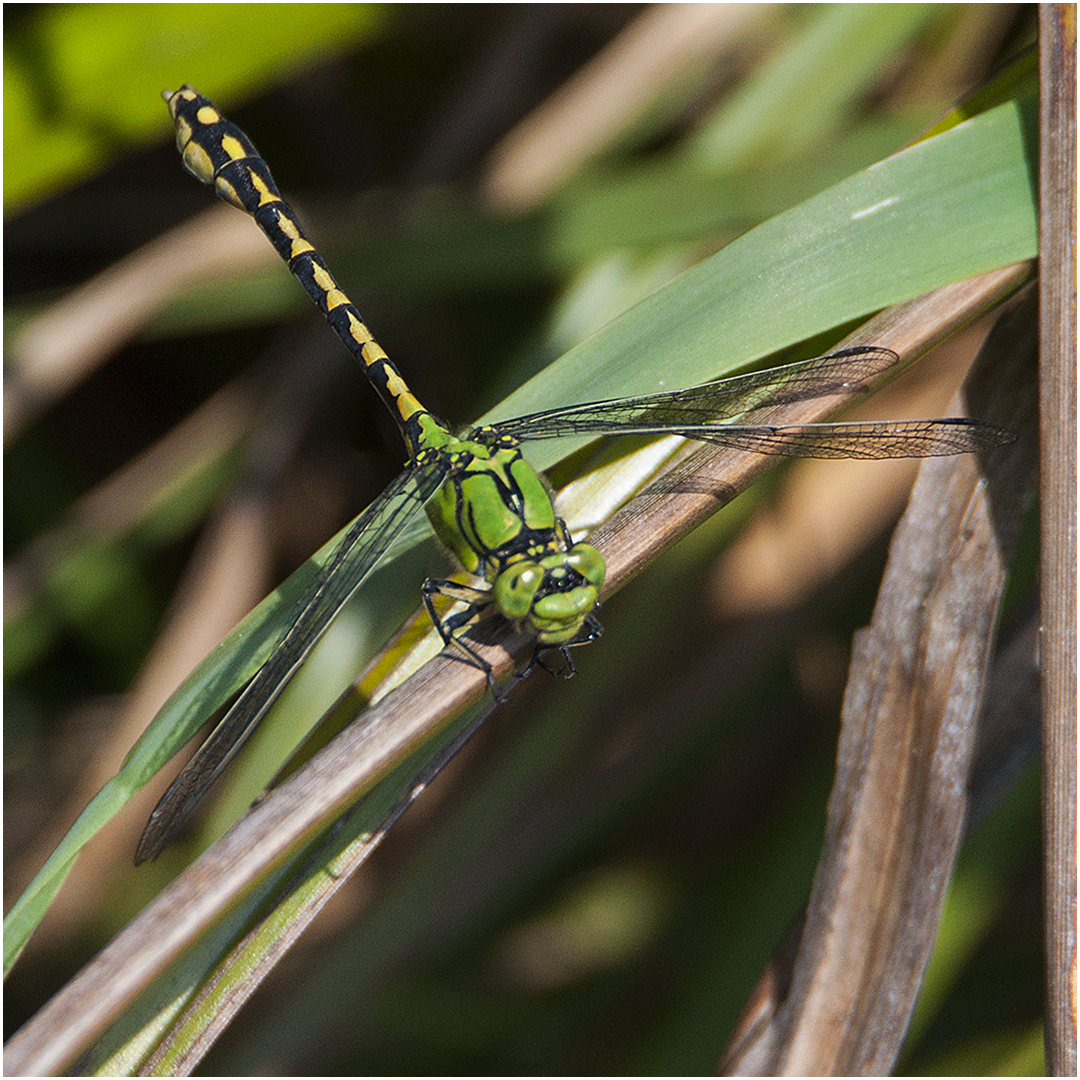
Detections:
[423, 432, 605, 643]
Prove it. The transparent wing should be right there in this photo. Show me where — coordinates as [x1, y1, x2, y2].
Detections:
[670, 416, 1015, 458]
[489, 348, 900, 437]
[488, 347, 1012, 459]
[135, 460, 446, 864]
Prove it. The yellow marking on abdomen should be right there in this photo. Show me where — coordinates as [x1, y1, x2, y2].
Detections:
[276, 215, 315, 257]
[360, 340, 389, 365]
[249, 171, 281, 207]
[310, 263, 348, 310]
[220, 134, 249, 163]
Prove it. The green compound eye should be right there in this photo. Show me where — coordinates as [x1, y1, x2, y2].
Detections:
[530, 585, 600, 644]
[493, 561, 544, 621]
[493, 548, 603, 641]
[566, 543, 605, 590]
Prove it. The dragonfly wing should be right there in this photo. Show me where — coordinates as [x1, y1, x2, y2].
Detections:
[135, 461, 446, 864]
[675, 417, 1016, 459]
[490, 347, 901, 441]
[488, 347, 1012, 460]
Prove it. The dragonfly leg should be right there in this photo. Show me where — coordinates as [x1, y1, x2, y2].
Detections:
[421, 578, 508, 700]
[517, 613, 604, 682]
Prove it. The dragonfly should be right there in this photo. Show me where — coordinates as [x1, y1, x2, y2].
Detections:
[136, 86, 1013, 865]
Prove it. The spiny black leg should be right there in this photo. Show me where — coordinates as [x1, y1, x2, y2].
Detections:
[517, 613, 604, 682]
[422, 578, 507, 702]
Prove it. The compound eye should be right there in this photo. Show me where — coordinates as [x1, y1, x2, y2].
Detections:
[493, 561, 543, 621]
[566, 543, 605, 590]
[530, 584, 599, 643]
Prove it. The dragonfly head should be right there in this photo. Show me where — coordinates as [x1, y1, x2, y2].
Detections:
[493, 543, 605, 644]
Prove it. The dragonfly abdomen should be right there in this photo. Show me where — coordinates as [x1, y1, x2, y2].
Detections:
[163, 86, 431, 456]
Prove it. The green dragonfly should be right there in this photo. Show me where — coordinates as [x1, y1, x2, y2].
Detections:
[136, 86, 1013, 865]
